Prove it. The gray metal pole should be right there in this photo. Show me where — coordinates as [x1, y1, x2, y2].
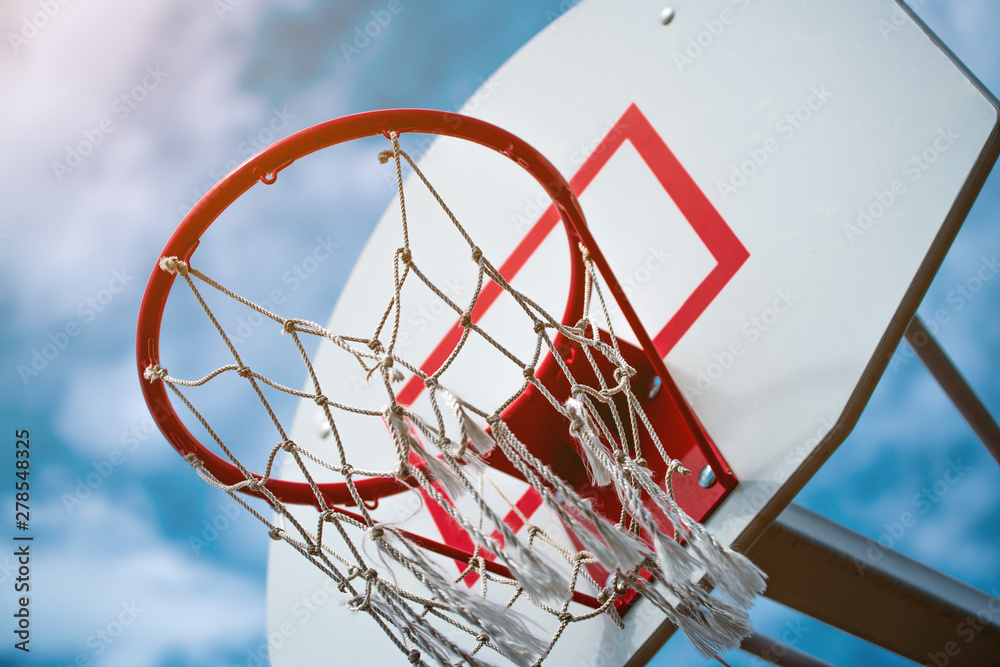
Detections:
[905, 315, 1000, 466]
[740, 633, 839, 667]
[748, 504, 1000, 665]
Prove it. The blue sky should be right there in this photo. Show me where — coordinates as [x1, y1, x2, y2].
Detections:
[0, 1, 997, 666]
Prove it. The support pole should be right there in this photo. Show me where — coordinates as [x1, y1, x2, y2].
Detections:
[905, 315, 1000, 466]
[748, 504, 1000, 666]
[740, 632, 839, 667]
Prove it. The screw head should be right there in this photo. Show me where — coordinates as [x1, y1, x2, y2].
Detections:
[648, 375, 662, 400]
[316, 411, 332, 439]
[698, 465, 717, 489]
[661, 7, 676, 25]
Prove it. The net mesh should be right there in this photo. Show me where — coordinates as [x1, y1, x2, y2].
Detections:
[143, 134, 764, 666]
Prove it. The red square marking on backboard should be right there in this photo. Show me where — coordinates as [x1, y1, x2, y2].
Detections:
[396, 103, 747, 585]
[398, 103, 748, 406]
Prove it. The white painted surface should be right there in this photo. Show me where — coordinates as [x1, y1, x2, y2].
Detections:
[269, 1, 998, 664]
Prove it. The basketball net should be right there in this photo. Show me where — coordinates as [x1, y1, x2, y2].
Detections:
[143, 131, 764, 666]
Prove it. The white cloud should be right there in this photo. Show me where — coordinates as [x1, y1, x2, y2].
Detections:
[55, 354, 176, 465]
[0, 0, 304, 330]
[25, 495, 266, 665]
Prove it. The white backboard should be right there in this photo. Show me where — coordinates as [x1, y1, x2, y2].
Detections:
[267, 0, 999, 664]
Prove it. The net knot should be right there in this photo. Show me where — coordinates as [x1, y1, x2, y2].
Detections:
[533, 321, 546, 334]
[407, 650, 421, 664]
[476, 631, 490, 644]
[268, 527, 283, 541]
[377, 149, 394, 164]
[319, 510, 336, 522]
[158, 256, 189, 276]
[363, 568, 379, 581]
[668, 460, 691, 477]
[389, 403, 406, 418]
[280, 440, 296, 452]
[307, 544, 321, 556]
[143, 364, 168, 382]
[368, 526, 385, 540]
[340, 463, 354, 477]
[247, 478, 267, 493]
[378, 355, 404, 383]
[614, 451, 628, 466]
[522, 365, 535, 379]
[471, 246, 483, 263]
[613, 366, 636, 382]
[394, 462, 412, 478]
[347, 594, 370, 612]
[183, 453, 204, 469]
[399, 248, 412, 265]
[423, 376, 438, 389]
[314, 394, 330, 407]
[281, 319, 297, 335]
[559, 611, 574, 624]
[236, 365, 252, 379]
[459, 313, 472, 328]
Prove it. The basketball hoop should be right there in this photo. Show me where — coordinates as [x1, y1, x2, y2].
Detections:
[137, 109, 763, 665]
